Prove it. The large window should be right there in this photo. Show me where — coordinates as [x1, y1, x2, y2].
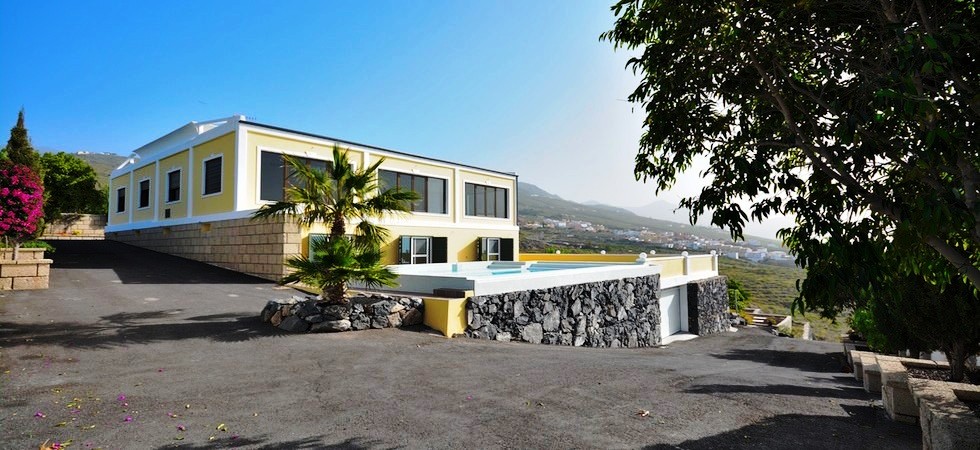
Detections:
[116, 187, 126, 213]
[203, 156, 222, 196]
[465, 183, 508, 218]
[259, 151, 328, 202]
[478, 237, 515, 261]
[166, 169, 181, 203]
[138, 179, 150, 209]
[378, 169, 446, 214]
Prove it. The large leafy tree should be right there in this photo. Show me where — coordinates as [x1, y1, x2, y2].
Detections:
[252, 146, 418, 304]
[603, 1, 980, 292]
[40, 152, 107, 219]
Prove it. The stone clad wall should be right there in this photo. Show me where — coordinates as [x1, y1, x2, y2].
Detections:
[42, 213, 107, 240]
[107, 217, 300, 281]
[686, 276, 729, 335]
[465, 275, 663, 348]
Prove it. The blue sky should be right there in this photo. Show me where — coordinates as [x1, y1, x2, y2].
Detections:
[0, 0, 789, 238]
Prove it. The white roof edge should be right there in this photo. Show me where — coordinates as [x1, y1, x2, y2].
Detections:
[110, 115, 244, 178]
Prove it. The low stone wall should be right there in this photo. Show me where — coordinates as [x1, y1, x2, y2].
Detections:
[465, 275, 663, 348]
[0, 249, 52, 290]
[686, 276, 729, 335]
[107, 217, 299, 281]
[42, 213, 106, 240]
[260, 293, 424, 332]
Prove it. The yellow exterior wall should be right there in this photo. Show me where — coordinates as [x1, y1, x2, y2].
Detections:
[422, 295, 469, 337]
[297, 223, 518, 265]
[131, 163, 156, 223]
[158, 150, 190, 220]
[380, 224, 519, 265]
[109, 173, 131, 226]
[240, 131, 364, 211]
[192, 132, 236, 216]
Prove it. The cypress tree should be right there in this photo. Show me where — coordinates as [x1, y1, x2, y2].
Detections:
[4, 109, 42, 175]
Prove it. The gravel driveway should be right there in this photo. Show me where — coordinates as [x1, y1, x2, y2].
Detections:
[0, 240, 919, 449]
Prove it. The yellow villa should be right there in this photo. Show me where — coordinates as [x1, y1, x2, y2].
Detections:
[106, 116, 519, 281]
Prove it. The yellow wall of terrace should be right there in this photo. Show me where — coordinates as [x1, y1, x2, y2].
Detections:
[369, 153, 456, 224]
[157, 150, 189, 220]
[688, 255, 714, 274]
[192, 132, 236, 216]
[109, 173, 131, 225]
[132, 164, 156, 223]
[422, 296, 469, 338]
[519, 253, 641, 263]
[458, 168, 517, 227]
[653, 256, 686, 278]
[241, 131, 365, 211]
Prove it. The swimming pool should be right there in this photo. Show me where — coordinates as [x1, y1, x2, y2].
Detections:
[390, 260, 662, 296]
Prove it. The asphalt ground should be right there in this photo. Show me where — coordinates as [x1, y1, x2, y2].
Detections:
[0, 240, 920, 449]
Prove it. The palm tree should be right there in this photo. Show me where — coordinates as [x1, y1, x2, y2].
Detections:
[252, 145, 419, 304]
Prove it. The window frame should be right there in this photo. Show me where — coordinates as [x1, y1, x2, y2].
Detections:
[378, 169, 448, 215]
[166, 169, 181, 204]
[115, 187, 126, 213]
[137, 178, 151, 210]
[464, 182, 509, 219]
[410, 236, 431, 264]
[485, 237, 501, 261]
[201, 155, 223, 197]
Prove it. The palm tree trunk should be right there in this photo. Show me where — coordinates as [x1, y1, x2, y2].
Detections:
[324, 214, 347, 304]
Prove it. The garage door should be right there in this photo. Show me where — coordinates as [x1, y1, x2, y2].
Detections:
[660, 287, 682, 338]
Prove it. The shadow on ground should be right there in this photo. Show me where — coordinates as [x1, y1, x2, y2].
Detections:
[644, 408, 918, 449]
[48, 240, 268, 285]
[684, 378, 869, 400]
[710, 347, 848, 373]
[0, 311, 285, 349]
[153, 436, 389, 450]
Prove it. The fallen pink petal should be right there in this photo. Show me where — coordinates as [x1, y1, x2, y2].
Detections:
[177, 424, 186, 431]
[123, 416, 133, 422]
[34, 411, 46, 418]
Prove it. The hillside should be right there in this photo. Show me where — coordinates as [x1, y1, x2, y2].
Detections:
[518, 182, 782, 248]
[75, 153, 127, 183]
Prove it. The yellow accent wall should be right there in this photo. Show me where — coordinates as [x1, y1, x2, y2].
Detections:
[688, 255, 715, 274]
[109, 173, 131, 225]
[240, 131, 365, 211]
[192, 132, 236, 216]
[422, 295, 470, 337]
[653, 257, 686, 278]
[158, 150, 189, 220]
[519, 253, 641, 263]
[132, 163, 156, 223]
[379, 224, 519, 265]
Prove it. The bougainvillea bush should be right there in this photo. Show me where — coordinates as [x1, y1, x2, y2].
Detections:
[0, 164, 44, 257]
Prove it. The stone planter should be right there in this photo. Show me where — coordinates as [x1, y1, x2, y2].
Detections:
[908, 378, 980, 450]
[878, 355, 951, 424]
[0, 248, 52, 290]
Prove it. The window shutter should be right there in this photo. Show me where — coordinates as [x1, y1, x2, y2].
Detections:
[477, 237, 486, 261]
[204, 157, 222, 195]
[399, 236, 411, 264]
[501, 238, 515, 261]
[431, 237, 448, 263]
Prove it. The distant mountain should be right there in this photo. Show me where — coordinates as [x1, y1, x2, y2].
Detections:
[70, 152, 127, 185]
[517, 181, 782, 247]
[626, 200, 708, 225]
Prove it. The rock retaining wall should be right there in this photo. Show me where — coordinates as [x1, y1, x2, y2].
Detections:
[261, 293, 424, 333]
[0, 249, 52, 290]
[686, 276, 730, 335]
[465, 275, 663, 347]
